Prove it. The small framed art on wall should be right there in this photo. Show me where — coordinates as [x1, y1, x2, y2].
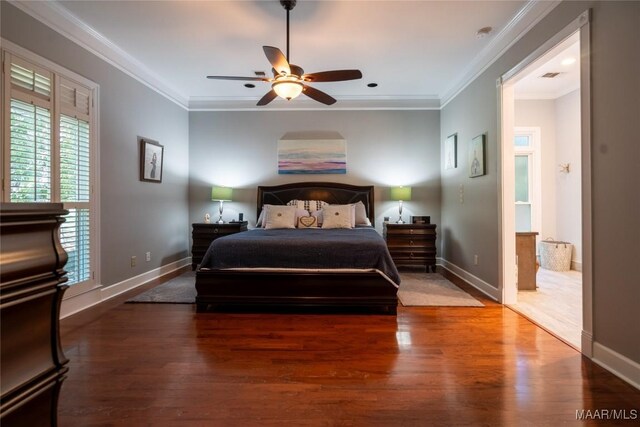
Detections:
[469, 134, 486, 178]
[139, 137, 164, 183]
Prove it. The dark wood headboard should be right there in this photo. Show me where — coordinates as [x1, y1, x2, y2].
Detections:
[257, 182, 375, 224]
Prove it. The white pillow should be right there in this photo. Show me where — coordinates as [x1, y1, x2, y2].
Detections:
[311, 209, 323, 226]
[353, 201, 371, 226]
[257, 206, 308, 228]
[264, 205, 298, 229]
[324, 204, 356, 227]
[286, 199, 328, 212]
[321, 205, 354, 229]
[256, 209, 266, 227]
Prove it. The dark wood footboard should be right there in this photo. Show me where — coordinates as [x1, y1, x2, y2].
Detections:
[195, 269, 398, 315]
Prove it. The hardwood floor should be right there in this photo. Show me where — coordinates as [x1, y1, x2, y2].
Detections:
[58, 273, 640, 426]
[512, 268, 582, 349]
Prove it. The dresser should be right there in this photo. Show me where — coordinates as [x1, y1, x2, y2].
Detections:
[384, 223, 437, 272]
[516, 232, 539, 291]
[191, 222, 248, 270]
[1, 203, 69, 426]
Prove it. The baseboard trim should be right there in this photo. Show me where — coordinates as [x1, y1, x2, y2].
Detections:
[437, 258, 500, 301]
[581, 330, 593, 358]
[60, 257, 191, 319]
[592, 342, 640, 391]
[571, 260, 583, 272]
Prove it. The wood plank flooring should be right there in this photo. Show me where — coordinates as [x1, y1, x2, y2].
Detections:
[512, 268, 583, 349]
[58, 272, 640, 426]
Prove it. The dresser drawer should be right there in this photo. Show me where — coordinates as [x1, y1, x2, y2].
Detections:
[386, 236, 434, 248]
[195, 228, 241, 238]
[385, 227, 435, 237]
[389, 248, 436, 259]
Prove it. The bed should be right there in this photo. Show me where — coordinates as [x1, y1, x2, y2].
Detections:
[195, 182, 399, 314]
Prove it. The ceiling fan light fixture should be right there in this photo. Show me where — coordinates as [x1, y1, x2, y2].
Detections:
[272, 78, 303, 100]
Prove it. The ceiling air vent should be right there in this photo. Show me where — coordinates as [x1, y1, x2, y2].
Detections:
[541, 72, 561, 78]
[254, 71, 267, 77]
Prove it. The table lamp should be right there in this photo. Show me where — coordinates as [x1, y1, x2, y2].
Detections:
[390, 186, 412, 224]
[211, 186, 233, 224]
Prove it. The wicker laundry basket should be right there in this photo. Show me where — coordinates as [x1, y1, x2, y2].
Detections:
[539, 239, 573, 271]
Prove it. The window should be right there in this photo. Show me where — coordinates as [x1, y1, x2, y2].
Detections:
[514, 128, 541, 235]
[2, 47, 99, 291]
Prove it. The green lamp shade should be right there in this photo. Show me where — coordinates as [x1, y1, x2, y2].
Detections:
[211, 186, 233, 201]
[390, 186, 412, 201]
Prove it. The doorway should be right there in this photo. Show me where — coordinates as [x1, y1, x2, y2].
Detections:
[498, 11, 593, 356]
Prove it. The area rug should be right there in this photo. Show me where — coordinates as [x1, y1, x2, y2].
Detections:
[126, 271, 196, 304]
[397, 272, 484, 307]
[126, 271, 483, 307]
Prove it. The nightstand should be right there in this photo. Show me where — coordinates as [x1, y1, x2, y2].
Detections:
[384, 223, 437, 272]
[191, 222, 248, 270]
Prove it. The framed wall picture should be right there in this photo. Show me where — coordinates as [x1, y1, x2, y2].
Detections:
[469, 134, 486, 178]
[139, 137, 164, 183]
[444, 133, 457, 170]
[277, 138, 346, 174]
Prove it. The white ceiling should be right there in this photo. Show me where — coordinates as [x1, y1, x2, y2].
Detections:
[15, 0, 561, 110]
[515, 32, 580, 99]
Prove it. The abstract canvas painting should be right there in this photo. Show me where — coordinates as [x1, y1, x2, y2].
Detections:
[278, 139, 347, 174]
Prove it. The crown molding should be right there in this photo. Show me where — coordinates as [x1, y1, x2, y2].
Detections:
[8, 0, 189, 110]
[9, 0, 559, 112]
[439, 0, 562, 108]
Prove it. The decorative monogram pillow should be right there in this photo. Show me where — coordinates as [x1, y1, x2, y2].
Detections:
[297, 216, 317, 228]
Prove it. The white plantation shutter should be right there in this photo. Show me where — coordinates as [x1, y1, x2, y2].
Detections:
[59, 115, 90, 202]
[6, 54, 53, 202]
[9, 99, 52, 202]
[9, 56, 52, 103]
[59, 77, 91, 120]
[59, 111, 92, 286]
[3, 49, 97, 289]
[60, 208, 91, 285]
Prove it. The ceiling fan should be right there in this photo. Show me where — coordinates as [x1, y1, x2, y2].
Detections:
[206, 0, 362, 106]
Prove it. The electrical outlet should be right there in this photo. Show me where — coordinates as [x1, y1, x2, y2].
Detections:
[145, 252, 151, 262]
[474, 255, 479, 265]
[131, 256, 137, 267]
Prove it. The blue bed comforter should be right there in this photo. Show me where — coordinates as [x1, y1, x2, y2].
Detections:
[200, 227, 400, 285]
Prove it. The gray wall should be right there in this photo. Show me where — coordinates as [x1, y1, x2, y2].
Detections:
[189, 110, 441, 236]
[554, 90, 582, 266]
[1, 3, 191, 287]
[441, 1, 640, 362]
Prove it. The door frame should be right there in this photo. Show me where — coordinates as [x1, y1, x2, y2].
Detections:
[497, 10, 593, 356]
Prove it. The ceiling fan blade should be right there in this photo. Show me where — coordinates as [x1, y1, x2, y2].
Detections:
[302, 85, 336, 105]
[303, 70, 362, 82]
[257, 89, 278, 106]
[207, 75, 270, 81]
[263, 46, 291, 75]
